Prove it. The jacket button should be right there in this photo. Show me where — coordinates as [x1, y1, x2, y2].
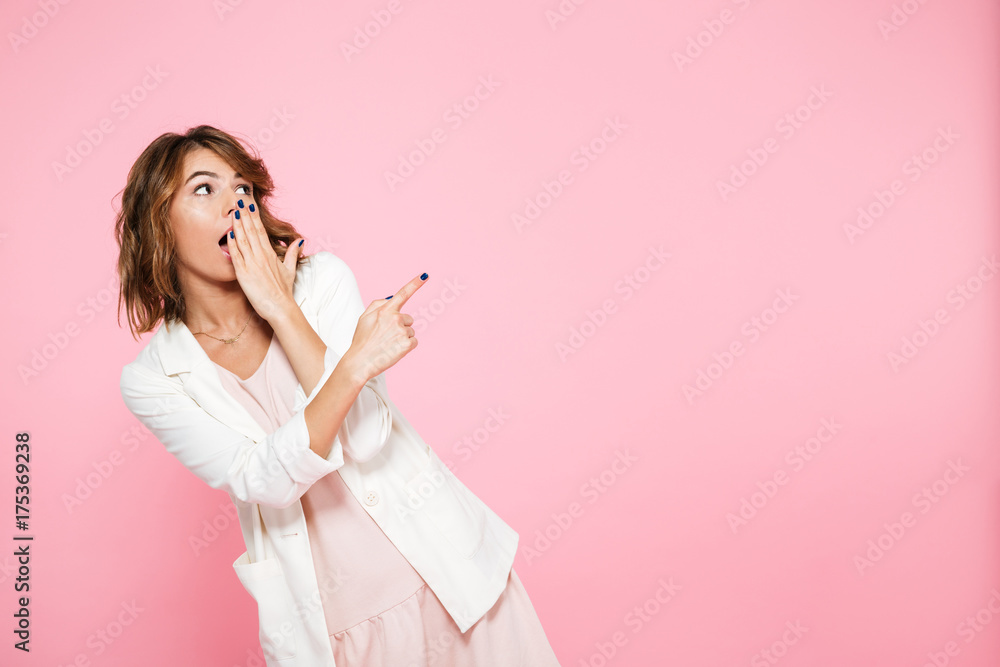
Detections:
[364, 490, 379, 506]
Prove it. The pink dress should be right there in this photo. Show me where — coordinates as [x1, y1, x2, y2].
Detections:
[213, 335, 562, 666]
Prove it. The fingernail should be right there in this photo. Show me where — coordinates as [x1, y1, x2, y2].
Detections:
[237, 200, 244, 208]
[420, 272, 428, 280]
[235, 210, 241, 220]
[249, 203, 256, 212]
[229, 230, 234, 239]
[385, 295, 393, 299]
[298, 239, 304, 247]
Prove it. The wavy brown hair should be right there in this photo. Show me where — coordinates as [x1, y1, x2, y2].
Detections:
[114, 125, 306, 339]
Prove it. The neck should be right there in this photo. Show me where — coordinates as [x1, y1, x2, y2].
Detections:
[181, 279, 256, 336]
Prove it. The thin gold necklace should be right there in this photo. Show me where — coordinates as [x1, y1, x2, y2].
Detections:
[191, 311, 253, 345]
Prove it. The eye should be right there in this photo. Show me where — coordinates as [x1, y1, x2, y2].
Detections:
[193, 183, 212, 195]
[237, 184, 252, 194]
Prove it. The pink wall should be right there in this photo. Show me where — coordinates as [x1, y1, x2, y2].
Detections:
[2, 0, 998, 665]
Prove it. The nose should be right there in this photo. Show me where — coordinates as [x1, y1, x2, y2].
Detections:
[224, 192, 241, 218]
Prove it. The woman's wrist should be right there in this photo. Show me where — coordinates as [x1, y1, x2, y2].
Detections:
[261, 295, 301, 329]
[337, 349, 372, 390]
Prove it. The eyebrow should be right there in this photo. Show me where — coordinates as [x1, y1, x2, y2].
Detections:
[184, 170, 244, 184]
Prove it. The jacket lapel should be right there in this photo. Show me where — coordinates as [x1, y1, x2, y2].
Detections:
[149, 280, 312, 444]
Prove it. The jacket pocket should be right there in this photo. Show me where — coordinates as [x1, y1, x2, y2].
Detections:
[232, 552, 298, 661]
[403, 457, 487, 559]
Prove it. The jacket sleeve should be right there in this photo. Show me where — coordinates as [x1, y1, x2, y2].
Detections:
[120, 361, 342, 508]
[295, 251, 393, 464]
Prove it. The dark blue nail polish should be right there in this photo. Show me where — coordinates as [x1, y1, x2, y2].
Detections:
[237, 200, 244, 208]
[235, 210, 241, 220]
[385, 295, 393, 299]
[229, 230, 234, 239]
[298, 239, 304, 246]
[249, 203, 256, 212]
[420, 272, 428, 280]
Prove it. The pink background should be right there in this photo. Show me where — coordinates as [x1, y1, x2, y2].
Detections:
[2, 0, 999, 665]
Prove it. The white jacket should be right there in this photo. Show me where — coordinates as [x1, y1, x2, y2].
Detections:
[119, 251, 519, 666]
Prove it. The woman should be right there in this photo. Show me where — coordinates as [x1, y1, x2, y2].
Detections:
[115, 125, 561, 666]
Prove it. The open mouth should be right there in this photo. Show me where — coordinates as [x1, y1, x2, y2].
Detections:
[218, 230, 232, 259]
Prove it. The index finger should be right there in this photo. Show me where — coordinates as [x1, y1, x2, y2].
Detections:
[385, 272, 429, 310]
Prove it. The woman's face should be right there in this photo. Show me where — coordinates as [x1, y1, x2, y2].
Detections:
[168, 146, 254, 289]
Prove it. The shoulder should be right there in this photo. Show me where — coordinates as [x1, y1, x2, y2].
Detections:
[295, 251, 356, 289]
[119, 342, 175, 408]
[298, 250, 354, 277]
[118, 322, 178, 394]
[294, 251, 361, 304]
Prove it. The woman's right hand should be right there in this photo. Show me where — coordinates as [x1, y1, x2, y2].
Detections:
[343, 273, 429, 383]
